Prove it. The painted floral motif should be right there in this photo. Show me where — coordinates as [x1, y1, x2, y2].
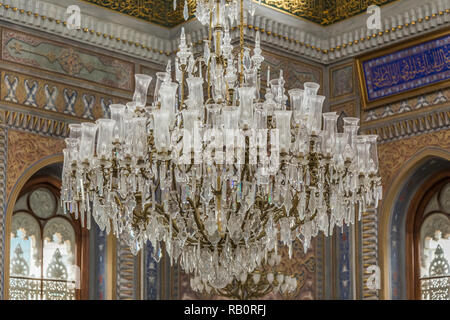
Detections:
[57, 49, 84, 76]
[6, 130, 65, 199]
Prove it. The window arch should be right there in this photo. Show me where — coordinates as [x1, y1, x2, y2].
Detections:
[8, 177, 88, 300]
[407, 174, 450, 300]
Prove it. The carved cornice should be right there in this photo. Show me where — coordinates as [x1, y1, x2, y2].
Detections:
[0, 109, 70, 138]
[0, 0, 448, 65]
[361, 105, 450, 143]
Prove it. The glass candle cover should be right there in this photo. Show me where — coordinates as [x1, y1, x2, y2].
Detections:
[253, 103, 267, 129]
[152, 110, 171, 152]
[65, 138, 79, 163]
[244, 69, 259, 100]
[303, 82, 320, 97]
[309, 95, 325, 135]
[96, 119, 116, 159]
[160, 82, 179, 127]
[154, 72, 169, 103]
[343, 117, 360, 148]
[109, 104, 126, 142]
[354, 136, 368, 173]
[132, 118, 148, 158]
[269, 78, 285, 106]
[334, 133, 348, 165]
[322, 112, 338, 155]
[133, 74, 152, 108]
[182, 109, 200, 151]
[288, 89, 304, 125]
[239, 87, 255, 128]
[186, 77, 204, 110]
[222, 106, 240, 129]
[274, 110, 292, 152]
[301, 82, 320, 118]
[206, 104, 222, 129]
[366, 135, 379, 172]
[68, 124, 82, 140]
[79, 123, 98, 161]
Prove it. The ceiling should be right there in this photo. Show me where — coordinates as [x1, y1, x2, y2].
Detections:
[80, 0, 398, 28]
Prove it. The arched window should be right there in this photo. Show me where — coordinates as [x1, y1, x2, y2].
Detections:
[8, 177, 85, 300]
[407, 175, 450, 300]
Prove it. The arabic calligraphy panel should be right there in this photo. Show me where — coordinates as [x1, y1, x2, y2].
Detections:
[357, 31, 450, 110]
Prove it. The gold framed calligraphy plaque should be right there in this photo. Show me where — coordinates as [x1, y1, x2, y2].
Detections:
[356, 29, 450, 110]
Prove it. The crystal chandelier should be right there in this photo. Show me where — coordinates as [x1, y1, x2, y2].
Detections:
[61, 0, 382, 295]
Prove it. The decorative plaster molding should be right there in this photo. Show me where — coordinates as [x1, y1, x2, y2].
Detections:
[361, 210, 379, 300]
[362, 106, 450, 143]
[0, 0, 448, 66]
[116, 238, 138, 299]
[0, 109, 70, 138]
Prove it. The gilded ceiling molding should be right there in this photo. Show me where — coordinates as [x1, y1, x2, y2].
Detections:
[79, 0, 398, 27]
[259, 0, 397, 25]
[361, 107, 450, 143]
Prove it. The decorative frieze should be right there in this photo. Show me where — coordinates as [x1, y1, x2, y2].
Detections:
[0, 70, 127, 121]
[0, 0, 448, 64]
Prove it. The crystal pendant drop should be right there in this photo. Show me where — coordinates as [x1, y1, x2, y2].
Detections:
[183, 0, 189, 21]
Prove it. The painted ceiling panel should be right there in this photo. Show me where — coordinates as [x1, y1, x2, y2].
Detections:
[80, 0, 397, 27]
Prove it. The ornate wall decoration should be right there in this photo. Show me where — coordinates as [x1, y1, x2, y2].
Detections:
[116, 237, 138, 299]
[5, 130, 65, 199]
[362, 88, 449, 124]
[330, 63, 355, 100]
[361, 209, 379, 299]
[362, 105, 450, 144]
[357, 30, 450, 110]
[80, 0, 397, 26]
[378, 130, 450, 198]
[2, 29, 134, 91]
[261, 49, 323, 92]
[1, 71, 127, 120]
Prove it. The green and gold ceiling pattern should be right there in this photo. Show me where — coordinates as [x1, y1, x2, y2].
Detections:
[80, 0, 397, 27]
